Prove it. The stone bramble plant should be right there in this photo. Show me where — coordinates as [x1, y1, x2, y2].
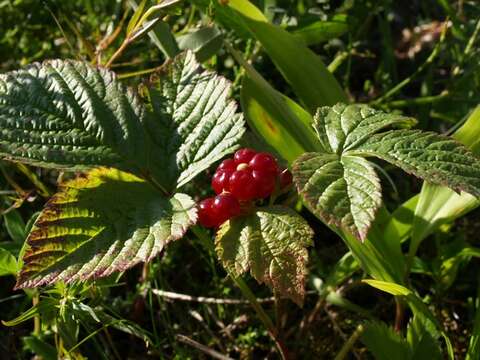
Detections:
[3, 49, 480, 357]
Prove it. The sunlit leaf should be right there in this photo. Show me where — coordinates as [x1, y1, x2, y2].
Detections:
[0, 59, 150, 174]
[354, 129, 480, 197]
[15, 168, 197, 289]
[294, 153, 381, 241]
[144, 51, 245, 190]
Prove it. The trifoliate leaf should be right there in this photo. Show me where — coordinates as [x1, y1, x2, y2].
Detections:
[353, 130, 480, 197]
[293, 153, 381, 241]
[144, 51, 245, 190]
[0, 60, 149, 173]
[15, 168, 196, 289]
[215, 206, 313, 306]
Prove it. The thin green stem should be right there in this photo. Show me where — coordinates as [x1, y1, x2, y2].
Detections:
[334, 324, 364, 360]
[191, 226, 289, 360]
[372, 22, 448, 105]
[380, 91, 449, 108]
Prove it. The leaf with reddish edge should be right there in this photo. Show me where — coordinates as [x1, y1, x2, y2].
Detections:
[293, 153, 382, 242]
[215, 206, 313, 306]
[15, 168, 197, 289]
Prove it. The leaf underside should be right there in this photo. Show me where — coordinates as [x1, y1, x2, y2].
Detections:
[15, 168, 197, 289]
[145, 51, 245, 190]
[215, 206, 313, 305]
[0, 60, 148, 172]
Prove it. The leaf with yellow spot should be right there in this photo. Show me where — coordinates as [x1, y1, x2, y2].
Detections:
[15, 168, 197, 289]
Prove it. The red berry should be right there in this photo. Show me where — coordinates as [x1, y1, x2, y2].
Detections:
[198, 198, 216, 228]
[279, 168, 293, 188]
[249, 152, 278, 174]
[234, 148, 256, 164]
[217, 158, 236, 172]
[212, 169, 232, 194]
[252, 169, 276, 198]
[212, 193, 241, 224]
[229, 169, 257, 201]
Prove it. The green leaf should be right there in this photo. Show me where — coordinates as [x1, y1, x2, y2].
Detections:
[144, 51, 245, 190]
[3, 297, 58, 326]
[240, 73, 319, 163]
[292, 103, 415, 241]
[4, 209, 26, 243]
[466, 289, 480, 360]
[360, 321, 411, 360]
[15, 168, 196, 289]
[219, 0, 348, 111]
[23, 336, 58, 360]
[292, 16, 349, 46]
[294, 153, 381, 241]
[0, 59, 150, 174]
[126, 0, 147, 36]
[0, 247, 18, 276]
[364, 279, 453, 358]
[215, 206, 313, 305]
[362, 279, 411, 296]
[411, 106, 480, 251]
[353, 129, 480, 197]
[177, 27, 224, 62]
[407, 315, 442, 360]
[128, 0, 180, 58]
[313, 103, 416, 154]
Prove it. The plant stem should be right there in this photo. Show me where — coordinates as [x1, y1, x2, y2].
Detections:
[230, 275, 289, 360]
[334, 324, 364, 360]
[380, 91, 449, 108]
[394, 297, 405, 333]
[32, 292, 40, 335]
[105, 39, 131, 68]
[371, 22, 449, 105]
[191, 226, 289, 360]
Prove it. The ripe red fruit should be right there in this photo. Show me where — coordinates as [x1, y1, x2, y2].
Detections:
[249, 152, 278, 174]
[279, 168, 293, 188]
[212, 193, 241, 223]
[234, 148, 256, 164]
[252, 169, 276, 198]
[217, 158, 236, 172]
[198, 194, 241, 228]
[229, 169, 257, 201]
[198, 197, 216, 228]
[212, 169, 232, 194]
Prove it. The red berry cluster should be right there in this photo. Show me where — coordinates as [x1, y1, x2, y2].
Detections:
[198, 148, 293, 228]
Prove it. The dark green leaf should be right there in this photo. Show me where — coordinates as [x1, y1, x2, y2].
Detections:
[145, 51, 245, 190]
[353, 129, 480, 197]
[4, 209, 26, 243]
[177, 27, 224, 62]
[292, 15, 349, 46]
[293, 153, 381, 241]
[0, 59, 150, 174]
[361, 321, 411, 360]
[313, 103, 416, 154]
[23, 336, 57, 360]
